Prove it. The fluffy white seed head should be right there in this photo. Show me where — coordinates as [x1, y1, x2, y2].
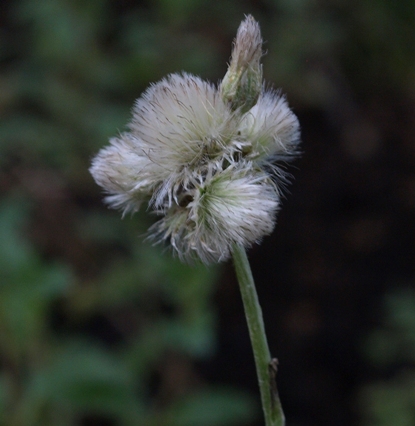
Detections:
[238, 90, 301, 162]
[149, 165, 279, 264]
[129, 73, 242, 207]
[89, 16, 300, 264]
[89, 133, 156, 215]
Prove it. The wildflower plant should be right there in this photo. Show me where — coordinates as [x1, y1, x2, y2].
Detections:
[90, 15, 300, 426]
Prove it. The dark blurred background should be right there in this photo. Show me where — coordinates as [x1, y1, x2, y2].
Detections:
[1, 0, 415, 425]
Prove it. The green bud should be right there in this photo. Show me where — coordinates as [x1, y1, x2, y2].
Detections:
[221, 15, 263, 113]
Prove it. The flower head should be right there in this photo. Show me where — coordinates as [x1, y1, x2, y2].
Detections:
[90, 15, 300, 264]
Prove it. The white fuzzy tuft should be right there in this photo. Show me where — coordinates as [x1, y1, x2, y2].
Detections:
[89, 17, 300, 264]
[238, 90, 301, 161]
[148, 165, 279, 263]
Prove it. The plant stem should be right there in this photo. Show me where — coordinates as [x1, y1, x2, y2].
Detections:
[232, 243, 285, 426]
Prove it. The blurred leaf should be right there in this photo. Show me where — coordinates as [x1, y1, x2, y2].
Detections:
[14, 0, 107, 64]
[360, 372, 415, 426]
[165, 387, 257, 426]
[0, 375, 8, 425]
[360, 288, 415, 425]
[0, 198, 72, 355]
[13, 341, 144, 426]
[363, 289, 415, 366]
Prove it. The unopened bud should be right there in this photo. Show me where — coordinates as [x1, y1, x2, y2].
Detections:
[220, 15, 263, 113]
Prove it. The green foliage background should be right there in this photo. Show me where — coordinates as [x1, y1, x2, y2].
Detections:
[1, 0, 415, 425]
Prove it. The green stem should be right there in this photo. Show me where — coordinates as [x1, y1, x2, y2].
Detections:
[232, 243, 285, 426]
